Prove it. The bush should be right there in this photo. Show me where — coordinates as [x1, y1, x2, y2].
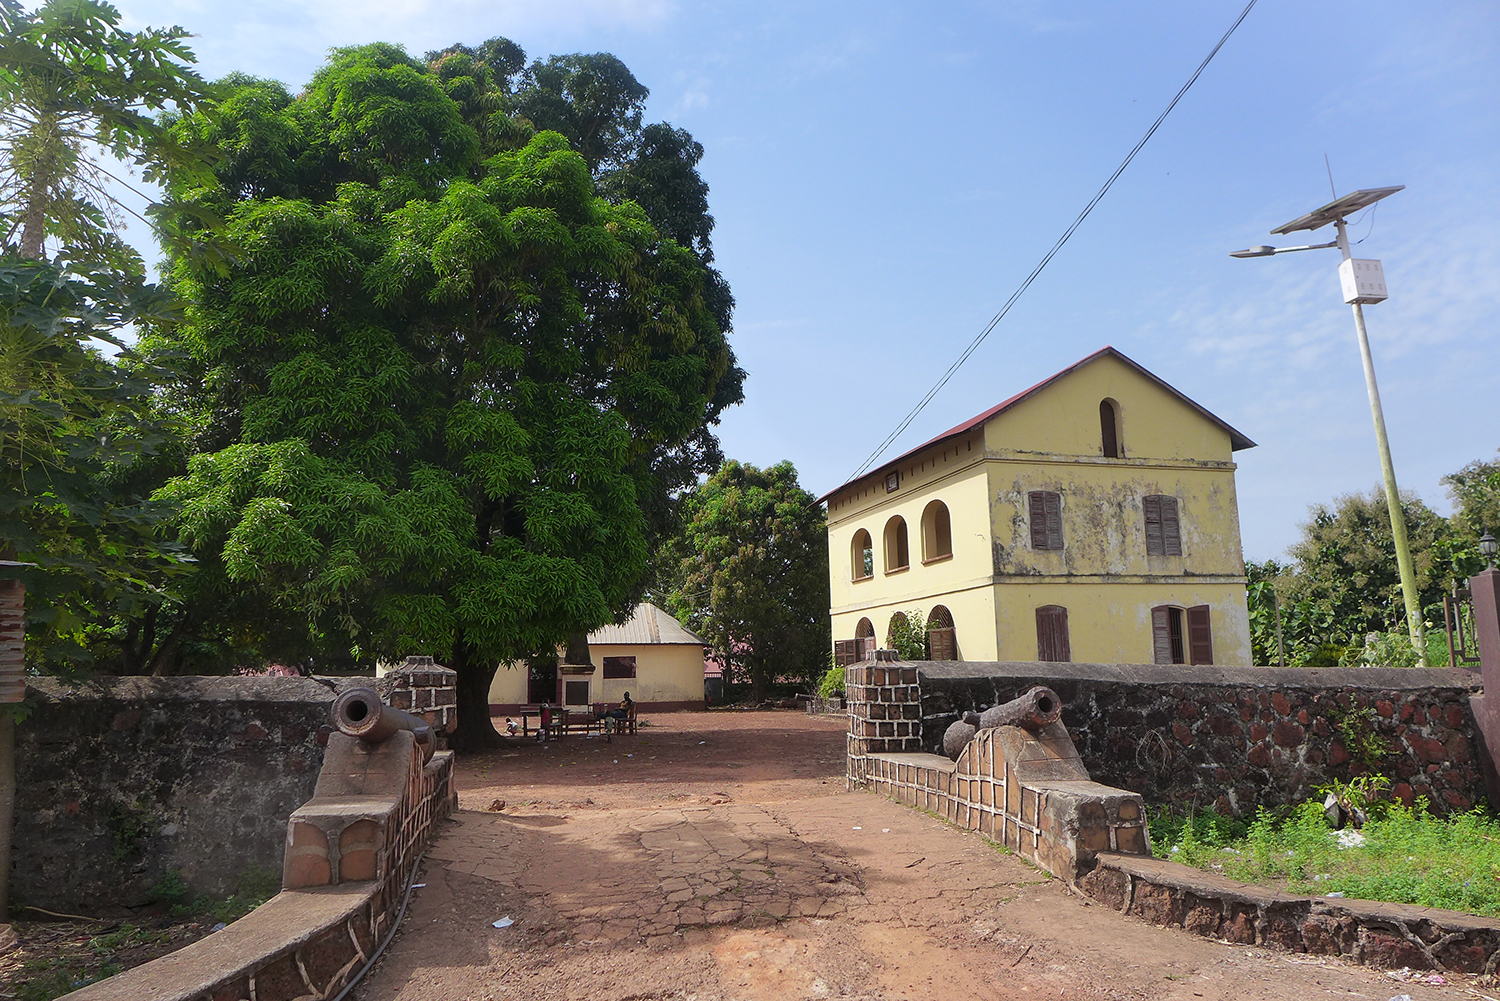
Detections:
[817, 663, 845, 699]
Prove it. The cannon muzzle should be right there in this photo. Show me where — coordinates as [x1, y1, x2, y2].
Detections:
[942, 686, 1063, 760]
[332, 687, 435, 762]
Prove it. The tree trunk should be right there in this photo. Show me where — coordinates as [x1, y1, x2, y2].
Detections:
[18, 112, 60, 261]
[448, 630, 504, 751]
[0, 713, 12, 923]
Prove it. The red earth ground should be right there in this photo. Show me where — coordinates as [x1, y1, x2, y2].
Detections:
[351, 710, 1472, 1001]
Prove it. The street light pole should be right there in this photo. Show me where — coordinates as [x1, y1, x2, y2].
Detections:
[1232, 185, 1428, 665]
[1332, 216, 1427, 664]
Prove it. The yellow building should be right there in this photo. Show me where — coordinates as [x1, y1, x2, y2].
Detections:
[822, 347, 1255, 667]
[487, 602, 708, 712]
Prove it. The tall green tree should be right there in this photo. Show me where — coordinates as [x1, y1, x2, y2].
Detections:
[0, 0, 215, 268]
[655, 460, 829, 702]
[152, 43, 742, 746]
[1283, 489, 1453, 641]
[1444, 450, 1500, 543]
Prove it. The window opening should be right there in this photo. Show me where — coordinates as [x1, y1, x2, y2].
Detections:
[1151, 605, 1210, 664]
[1100, 399, 1121, 458]
[852, 529, 873, 580]
[883, 517, 910, 572]
[922, 501, 953, 561]
[602, 656, 636, 679]
[1028, 491, 1064, 551]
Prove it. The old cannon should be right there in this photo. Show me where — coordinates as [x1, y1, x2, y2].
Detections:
[941, 685, 1062, 760]
[332, 686, 435, 762]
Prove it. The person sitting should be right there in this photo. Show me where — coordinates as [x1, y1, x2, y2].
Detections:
[504, 717, 520, 736]
[604, 692, 634, 722]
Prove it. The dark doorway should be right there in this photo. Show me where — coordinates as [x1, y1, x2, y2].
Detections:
[528, 655, 558, 703]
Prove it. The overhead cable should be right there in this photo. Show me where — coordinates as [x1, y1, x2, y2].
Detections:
[846, 0, 1260, 483]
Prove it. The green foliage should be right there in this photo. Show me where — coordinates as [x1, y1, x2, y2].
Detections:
[1444, 449, 1500, 543]
[153, 863, 278, 924]
[148, 44, 741, 738]
[1317, 773, 1391, 818]
[0, 257, 187, 671]
[0, 0, 218, 268]
[817, 661, 845, 699]
[885, 609, 929, 660]
[1351, 628, 1453, 670]
[1157, 797, 1500, 918]
[655, 460, 828, 701]
[1327, 706, 1385, 769]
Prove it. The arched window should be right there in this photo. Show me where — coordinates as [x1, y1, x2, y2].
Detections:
[883, 516, 910, 572]
[1035, 605, 1071, 662]
[851, 529, 873, 581]
[855, 617, 876, 661]
[927, 605, 957, 661]
[1100, 399, 1121, 458]
[921, 500, 953, 562]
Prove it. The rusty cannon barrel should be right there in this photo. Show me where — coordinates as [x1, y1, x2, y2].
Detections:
[332, 686, 435, 762]
[941, 685, 1063, 760]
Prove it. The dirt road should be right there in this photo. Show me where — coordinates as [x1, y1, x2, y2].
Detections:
[354, 711, 1466, 1001]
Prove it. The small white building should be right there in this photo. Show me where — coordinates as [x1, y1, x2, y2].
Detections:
[487, 602, 708, 713]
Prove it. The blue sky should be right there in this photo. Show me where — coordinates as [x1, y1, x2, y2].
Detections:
[111, 0, 1500, 561]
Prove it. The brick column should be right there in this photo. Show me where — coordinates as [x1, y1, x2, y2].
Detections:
[376, 656, 458, 738]
[1467, 569, 1500, 806]
[845, 660, 922, 787]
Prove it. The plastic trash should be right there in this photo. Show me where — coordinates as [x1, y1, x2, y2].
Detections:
[492, 917, 514, 929]
[882, 829, 890, 833]
[1388, 995, 1413, 1001]
[852, 826, 862, 830]
[211, 922, 226, 932]
[412, 883, 426, 888]
[1325, 891, 1345, 898]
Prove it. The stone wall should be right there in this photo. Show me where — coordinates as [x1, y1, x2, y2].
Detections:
[915, 662, 1485, 816]
[15, 676, 336, 913]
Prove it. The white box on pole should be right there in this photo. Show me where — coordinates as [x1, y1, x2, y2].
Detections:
[1339, 258, 1388, 305]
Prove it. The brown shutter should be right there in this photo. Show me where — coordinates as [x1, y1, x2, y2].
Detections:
[1044, 493, 1063, 551]
[1029, 491, 1048, 549]
[1035, 606, 1070, 662]
[1151, 606, 1173, 665]
[858, 636, 878, 662]
[1161, 497, 1182, 556]
[928, 627, 956, 661]
[1187, 605, 1214, 665]
[834, 639, 857, 667]
[1144, 496, 1163, 555]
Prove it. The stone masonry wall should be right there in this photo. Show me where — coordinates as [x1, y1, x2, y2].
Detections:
[915, 662, 1485, 817]
[15, 676, 336, 914]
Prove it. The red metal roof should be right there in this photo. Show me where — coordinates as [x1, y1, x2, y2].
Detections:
[817, 346, 1255, 503]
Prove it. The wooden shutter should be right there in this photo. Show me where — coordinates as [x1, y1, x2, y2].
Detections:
[1151, 606, 1173, 665]
[1160, 497, 1182, 556]
[834, 639, 857, 667]
[1029, 491, 1063, 551]
[928, 627, 956, 661]
[1144, 496, 1163, 555]
[1035, 606, 1070, 662]
[1029, 492, 1049, 549]
[1187, 605, 1214, 665]
[857, 636, 878, 662]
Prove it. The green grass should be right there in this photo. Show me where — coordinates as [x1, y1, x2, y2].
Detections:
[1152, 799, 1500, 918]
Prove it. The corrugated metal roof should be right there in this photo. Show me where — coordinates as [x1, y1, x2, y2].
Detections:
[588, 602, 706, 647]
[817, 346, 1256, 503]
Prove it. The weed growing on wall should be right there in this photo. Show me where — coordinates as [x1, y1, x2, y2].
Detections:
[1329, 706, 1387, 769]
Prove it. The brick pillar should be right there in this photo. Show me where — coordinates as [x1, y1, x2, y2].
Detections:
[1467, 569, 1500, 806]
[845, 661, 923, 787]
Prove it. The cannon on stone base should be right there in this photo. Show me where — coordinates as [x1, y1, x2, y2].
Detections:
[942, 685, 1062, 759]
[332, 686, 435, 762]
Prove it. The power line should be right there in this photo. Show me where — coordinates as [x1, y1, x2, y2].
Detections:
[846, 0, 1260, 483]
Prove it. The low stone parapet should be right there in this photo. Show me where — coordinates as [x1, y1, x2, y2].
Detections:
[1082, 851, 1500, 973]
